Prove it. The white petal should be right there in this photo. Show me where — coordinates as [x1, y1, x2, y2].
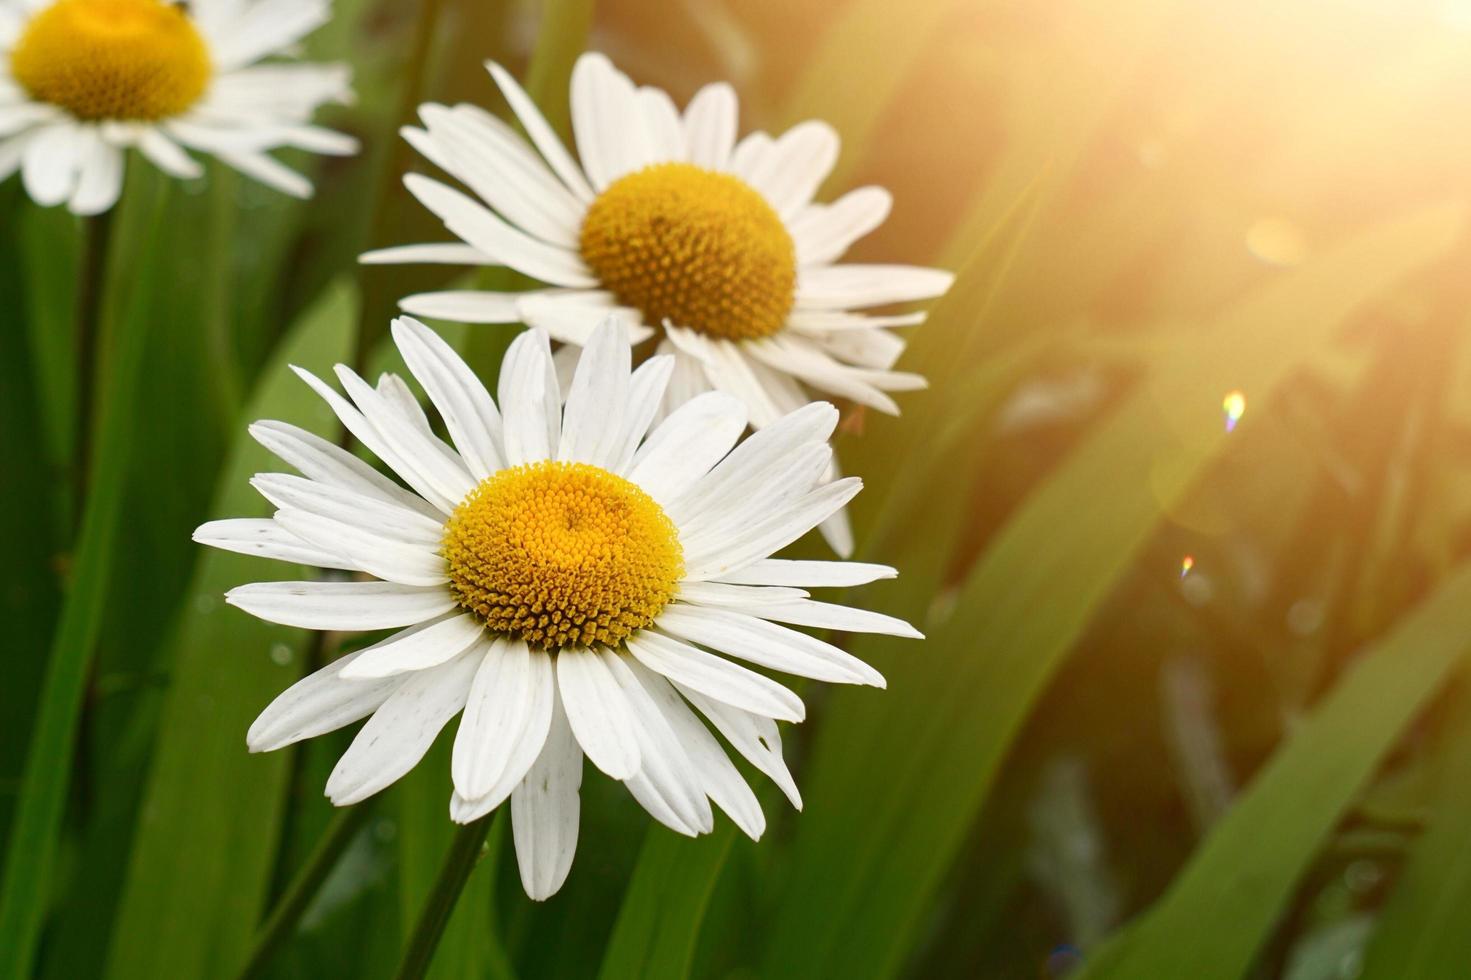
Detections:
[509, 689, 583, 898]
[417, 102, 583, 248]
[667, 401, 837, 528]
[391, 316, 504, 478]
[404, 173, 595, 287]
[398, 291, 521, 323]
[662, 326, 784, 426]
[68, 134, 123, 215]
[638, 86, 685, 162]
[625, 631, 804, 722]
[208, 0, 330, 71]
[571, 52, 652, 190]
[497, 328, 561, 466]
[339, 613, 488, 679]
[682, 82, 737, 170]
[790, 186, 892, 266]
[714, 559, 896, 588]
[743, 120, 840, 218]
[630, 664, 764, 840]
[675, 684, 801, 809]
[682, 478, 860, 580]
[819, 505, 855, 560]
[192, 518, 353, 570]
[626, 392, 746, 506]
[270, 510, 445, 586]
[22, 123, 82, 207]
[698, 596, 921, 639]
[137, 129, 203, 179]
[555, 648, 643, 779]
[610, 355, 675, 474]
[796, 264, 955, 309]
[516, 292, 652, 346]
[226, 580, 456, 631]
[249, 473, 442, 546]
[360, 242, 494, 266]
[656, 603, 884, 687]
[325, 650, 481, 805]
[619, 658, 714, 837]
[247, 647, 401, 753]
[213, 150, 313, 199]
[486, 61, 595, 202]
[249, 420, 441, 520]
[557, 316, 630, 466]
[452, 638, 555, 800]
[331, 364, 478, 509]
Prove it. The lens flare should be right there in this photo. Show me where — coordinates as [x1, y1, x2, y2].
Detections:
[1180, 555, 1195, 578]
[1222, 390, 1246, 432]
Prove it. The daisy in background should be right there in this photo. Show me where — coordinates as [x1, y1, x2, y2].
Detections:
[0, 0, 356, 214]
[361, 52, 954, 555]
[194, 315, 920, 901]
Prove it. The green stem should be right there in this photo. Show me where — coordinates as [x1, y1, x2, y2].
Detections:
[71, 209, 113, 523]
[235, 803, 375, 980]
[0, 175, 166, 978]
[394, 817, 493, 980]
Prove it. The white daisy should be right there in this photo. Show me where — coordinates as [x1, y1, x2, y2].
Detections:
[0, 0, 357, 214]
[360, 52, 954, 556]
[195, 315, 919, 901]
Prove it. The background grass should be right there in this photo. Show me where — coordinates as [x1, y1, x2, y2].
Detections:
[5, 0, 1471, 977]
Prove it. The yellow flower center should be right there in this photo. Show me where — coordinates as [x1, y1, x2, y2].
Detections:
[10, 0, 211, 122]
[579, 162, 796, 342]
[442, 461, 684, 651]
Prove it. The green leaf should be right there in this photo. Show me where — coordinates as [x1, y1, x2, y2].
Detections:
[760, 202, 1466, 980]
[102, 281, 357, 980]
[0, 175, 169, 979]
[1078, 564, 1471, 980]
[596, 825, 736, 980]
[1357, 674, 1471, 979]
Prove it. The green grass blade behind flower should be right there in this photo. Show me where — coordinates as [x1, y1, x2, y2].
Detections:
[1076, 572, 1471, 980]
[1356, 676, 1471, 979]
[0, 174, 168, 979]
[761, 202, 1466, 980]
[0, 189, 64, 854]
[523, 0, 596, 138]
[779, 0, 965, 183]
[103, 282, 357, 980]
[596, 825, 737, 980]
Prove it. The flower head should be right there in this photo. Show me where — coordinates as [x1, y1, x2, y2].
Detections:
[0, 0, 357, 213]
[361, 53, 955, 555]
[196, 316, 919, 900]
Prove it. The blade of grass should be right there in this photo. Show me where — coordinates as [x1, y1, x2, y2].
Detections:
[0, 173, 168, 979]
[596, 825, 737, 980]
[102, 281, 357, 980]
[762, 202, 1466, 980]
[1077, 567, 1471, 980]
[1357, 673, 1471, 979]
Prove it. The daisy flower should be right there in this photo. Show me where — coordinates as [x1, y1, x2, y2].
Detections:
[361, 52, 954, 556]
[195, 315, 919, 900]
[0, 0, 356, 214]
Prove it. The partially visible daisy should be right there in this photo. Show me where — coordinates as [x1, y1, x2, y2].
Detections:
[0, 0, 356, 213]
[361, 52, 954, 555]
[195, 315, 919, 900]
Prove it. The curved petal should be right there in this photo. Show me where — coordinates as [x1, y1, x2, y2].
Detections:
[324, 650, 481, 805]
[452, 639, 555, 800]
[225, 580, 456, 631]
[509, 688, 583, 899]
[555, 648, 642, 780]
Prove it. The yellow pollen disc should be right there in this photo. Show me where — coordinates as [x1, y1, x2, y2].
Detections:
[11, 0, 211, 122]
[442, 461, 684, 651]
[579, 162, 796, 342]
